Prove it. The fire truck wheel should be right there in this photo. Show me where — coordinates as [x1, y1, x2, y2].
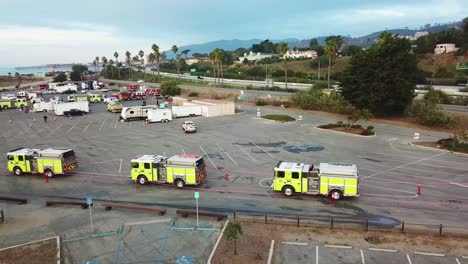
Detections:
[282, 186, 294, 197]
[330, 190, 343, 200]
[138, 175, 148, 185]
[3, 106, 7, 110]
[175, 179, 185, 188]
[44, 169, 54, 178]
[13, 167, 22, 176]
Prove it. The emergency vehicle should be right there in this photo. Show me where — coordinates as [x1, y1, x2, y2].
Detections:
[7, 148, 78, 178]
[130, 154, 206, 187]
[272, 162, 359, 200]
[87, 94, 102, 103]
[107, 101, 123, 113]
[0, 98, 29, 110]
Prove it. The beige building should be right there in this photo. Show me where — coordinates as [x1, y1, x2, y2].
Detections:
[434, 43, 459, 55]
[283, 50, 318, 59]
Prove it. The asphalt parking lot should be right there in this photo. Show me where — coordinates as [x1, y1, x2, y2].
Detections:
[0, 94, 467, 231]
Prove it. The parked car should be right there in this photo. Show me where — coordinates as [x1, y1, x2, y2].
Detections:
[64, 109, 87, 116]
[182, 121, 197, 133]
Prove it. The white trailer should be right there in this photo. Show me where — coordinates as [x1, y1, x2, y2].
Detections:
[120, 105, 158, 121]
[171, 104, 202, 118]
[32, 102, 54, 112]
[55, 84, 78, 94]
[147, 109, 173, 123]
[54, 101, 89, 116]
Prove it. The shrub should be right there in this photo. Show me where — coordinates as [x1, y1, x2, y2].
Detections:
[459, 87, 468, 93]
[351, 124, 363, 129]
[337, 121, 344, 126]
[109, 82, 116, 86]
[246, 84, 254, 90]
[292, 88, 354, 114]
[256, 99, 269, 106]
[318, 123, 340, 129]
[367, 125, 374, 130]
[271, 100, 292, 108]
[313, 82, 328, 89]
[423, 88, 451, 104]
[188, 92, 199, 97]
[361, 129, 376, 136]
[407, 99, 460, 127]
[161, 81, 181, 96]
[53, 73, 67, 83]
[437, 138, 468, 153]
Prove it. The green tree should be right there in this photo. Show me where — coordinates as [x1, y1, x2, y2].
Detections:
[223, 221, 243, 255]
[342, 45, 363, 57]
[181, 49, 190, 60]
[101, 56, 108, 77]
[114, 51, 120, 78]
[172, 45, 180, 79]
[347, 109, 373, 128]
[209, 50, 218, 86]
[424, 88, 452, 104]
[277, 42, 289, 89]
[8, 72, 12, 85]
[161, 80, 181, 96]
[341, 32, 420, 116]
[109, 59, 114, 77]
[139, 50, 145, 80]
[95, 56, 100, 71]
[325, 39, 337, 89]
[148, 53, 156, 78]
[151, 44, 161, 81]
[70, 70, 82, 81]
[53, 73, 67, 82]
[309, 38, 324, 56]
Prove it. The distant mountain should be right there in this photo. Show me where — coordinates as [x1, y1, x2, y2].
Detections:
[163, 20, 462, 58]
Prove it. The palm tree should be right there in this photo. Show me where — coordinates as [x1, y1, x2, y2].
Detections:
[95, 56, 100, 71]
[277, 42, 289, 89]
[114, 51, 120, 78]
[209, 50, 218, 86]
[8, 72, 12, 85]
[101, 56, 108, 78]
[125, 51, 132, 79]
[109, 59, 114, 78]
[151, 44, 161, 81]
[171, 45, 180, 79]
[325, 39, 337, 89]
[132, 55, 140, 79]
[148, 53, 156, 77]
[139, 50, 145, 80]
[215, 49, 225, 87]
[15, 72, 21, 87]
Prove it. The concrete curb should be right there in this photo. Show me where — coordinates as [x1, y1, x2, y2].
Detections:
[324, 244, 352, 249]
[207, 219, 229, 264]
[409, 142, 468, 157]
[368, 247, 398, 253]
[413, 251, 445, 257]
[267, 240, 275, 264]
[282, 241, 308, 246]
[315, 127, 376, 138]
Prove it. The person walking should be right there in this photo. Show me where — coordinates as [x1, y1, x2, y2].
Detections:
[43, 115, 48, 123]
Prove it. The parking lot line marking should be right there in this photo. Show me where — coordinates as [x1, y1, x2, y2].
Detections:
[368, 248, 398, 253]
[119, 159, 122, 174]
[249, 141, 275, 159]
[259, 178, 273, 188]
[200, 145, 217, 168]
[114, 119, 118, 128]
[462, 256, 468, 259]
[267, 240, 275, 264]
[65, 120, 80, 135]
[362, 153, 446, 179]
[232, 141, 257, 162]
[413, 251, 445, 257]
[98, 120, 106, 131]
[361, 250, 365, 264]
[456, 258, 461, 264]
[282, 242, 308, 246]
[180, 147, 186, 154]
[224, 151, 238, 166]
[359, 183, 416, 194]
[216, 143, 225, 152]
[316, 245, 318, 264]
[406, 254, 412, 264]
[324, 244, 352, 249]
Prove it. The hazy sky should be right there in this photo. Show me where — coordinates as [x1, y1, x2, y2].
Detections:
[0, 0, 466, 66]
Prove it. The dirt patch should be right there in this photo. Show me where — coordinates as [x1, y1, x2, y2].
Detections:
[413, 141, 442, 149]
[212, 221, 468, 263]
[0, 237, 59, 264]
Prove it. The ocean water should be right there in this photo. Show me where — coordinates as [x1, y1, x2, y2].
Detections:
[0, 66, 99, 76]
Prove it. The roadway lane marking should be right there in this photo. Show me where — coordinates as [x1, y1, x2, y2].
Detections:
[362, 153, 446, 179]
[232, 141, 257, 162]
[47, 124, 63, 137]
[98, 120, 106, 131]
[200, 145, 217, 168]
[360, 250, 365, 264]
[249, 141, 275, 159]
[65, 120, 81, 135]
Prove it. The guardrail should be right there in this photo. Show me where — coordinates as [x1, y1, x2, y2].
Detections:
[0, 196, 28, 205]
[102, 203, 166, 215]
[232, 211, 468, 236]
[177, 209, 227, 221]
[46, 200, 89, 209]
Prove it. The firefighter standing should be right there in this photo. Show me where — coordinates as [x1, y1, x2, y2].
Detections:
[43, 115, 48, 123]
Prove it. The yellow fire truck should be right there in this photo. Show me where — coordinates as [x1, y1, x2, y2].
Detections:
[130, 154, 206, 187]
[0, 98, 28, 110]
[107, 101, 123, 113]
[272, 162, 359, 200]
[7, 148, 78, 177]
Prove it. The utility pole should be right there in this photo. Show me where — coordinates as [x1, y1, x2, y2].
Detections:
[318, 59, 321, 80]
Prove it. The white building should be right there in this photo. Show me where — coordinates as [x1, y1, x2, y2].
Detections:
[283, 50, 318, 59]
[400, 31, 429, 41]
[434, 43, 459, 55]
[237, 51, 275, 63]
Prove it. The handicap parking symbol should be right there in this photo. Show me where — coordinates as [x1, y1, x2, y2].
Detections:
[176, 256, 193, 264]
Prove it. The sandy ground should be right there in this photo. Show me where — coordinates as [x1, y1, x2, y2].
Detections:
[0, 237, 59, 264]
[212, 220, 468, 264]
[0, 78, 49, 91]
